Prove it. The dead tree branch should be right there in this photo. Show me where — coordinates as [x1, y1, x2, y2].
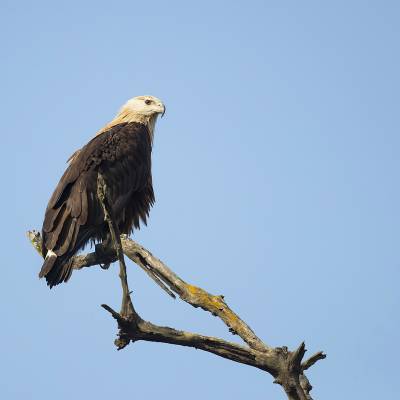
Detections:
[119, 236, 269, 352]
[27, 227, 325, 400]
[96, 173, 134, 317]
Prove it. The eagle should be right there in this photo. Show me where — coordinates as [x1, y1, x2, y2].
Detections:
[39, 95, 165, 288]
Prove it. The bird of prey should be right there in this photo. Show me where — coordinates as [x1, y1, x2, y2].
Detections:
[39, 95, 165, 288]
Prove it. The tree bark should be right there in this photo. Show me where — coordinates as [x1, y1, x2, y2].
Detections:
[27, 228, 325, 400]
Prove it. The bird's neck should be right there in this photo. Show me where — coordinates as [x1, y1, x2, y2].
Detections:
[97, 109, 158, 142]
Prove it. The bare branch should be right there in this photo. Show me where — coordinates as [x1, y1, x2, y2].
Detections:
[101, 303, 276, 368]
[302, 351, 327, 371]
[27, 230, 325, 399]
[27, 230, 117, 270]
[97, 173, 134, 317]
[119, 236, 268, 352]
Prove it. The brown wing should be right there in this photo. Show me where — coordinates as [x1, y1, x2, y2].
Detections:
[40, 122, 153, 287]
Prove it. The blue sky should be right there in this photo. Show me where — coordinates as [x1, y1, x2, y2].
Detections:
[3, 1, 400, 399]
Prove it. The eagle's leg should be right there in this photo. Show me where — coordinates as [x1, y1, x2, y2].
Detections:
[102, 232, 113, 249]
[95, 233, 114, 269]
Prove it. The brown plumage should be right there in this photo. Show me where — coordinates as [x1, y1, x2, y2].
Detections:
[39, 95, 164, 288]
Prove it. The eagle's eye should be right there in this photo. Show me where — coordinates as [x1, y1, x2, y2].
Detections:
[145, 99, 152, 105]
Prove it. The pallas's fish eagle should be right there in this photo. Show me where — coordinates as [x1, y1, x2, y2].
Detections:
[39, 95, 165, 288]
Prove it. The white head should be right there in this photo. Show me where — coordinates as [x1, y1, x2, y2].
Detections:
[94, 95, 165, 140]
[121, 95, 165, 118]
[101, 95, 166, 140]
[69, 95, 165, 163]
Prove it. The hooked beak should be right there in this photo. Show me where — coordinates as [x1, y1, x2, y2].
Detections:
[161, 104, 166, 118]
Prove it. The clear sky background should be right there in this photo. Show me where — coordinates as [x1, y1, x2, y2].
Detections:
[2, 1, 399, 399]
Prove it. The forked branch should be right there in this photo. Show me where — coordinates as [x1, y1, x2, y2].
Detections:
[27, 219, 325, 400]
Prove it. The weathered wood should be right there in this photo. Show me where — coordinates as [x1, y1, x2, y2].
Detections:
[119, 236, 269, 352]
[27, 230, 325, 399]
[97, 173, 134, 317]
[101, 303, 278, 369]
